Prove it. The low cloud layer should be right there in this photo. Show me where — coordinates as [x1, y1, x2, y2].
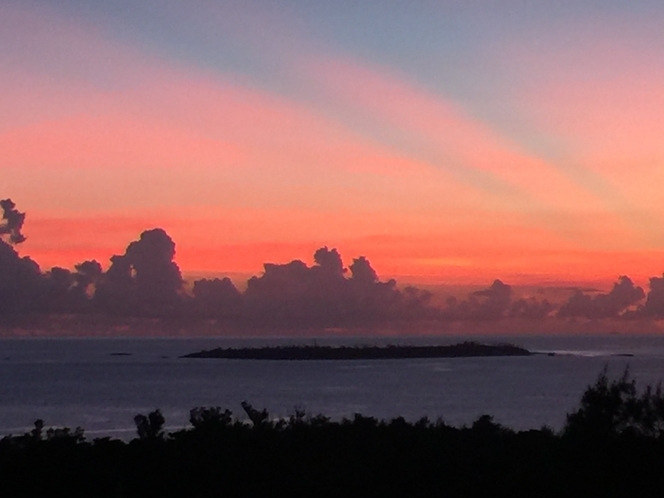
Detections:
[557, 276, 645, 319]
[641, 275, 664, 318]
[442, 280, 555, 321]
[2, 198, 664, 331]
[242, 247, 434, 326]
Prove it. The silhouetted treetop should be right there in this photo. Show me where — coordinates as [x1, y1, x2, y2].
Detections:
[564, 367, 664, 439]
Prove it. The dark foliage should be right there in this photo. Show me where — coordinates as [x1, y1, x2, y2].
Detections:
[3, 371, 664, 496]
[564, 367, 664, 439]
[134, 409, 166, 440]
[189, 406, 233, 432]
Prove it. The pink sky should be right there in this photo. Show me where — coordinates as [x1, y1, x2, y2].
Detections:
[3, 1, 664, 294]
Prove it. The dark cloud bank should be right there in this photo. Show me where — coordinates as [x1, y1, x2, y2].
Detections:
[1, 199, 664, 334]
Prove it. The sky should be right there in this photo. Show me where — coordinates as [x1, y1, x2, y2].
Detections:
[3, 0, 664, 291]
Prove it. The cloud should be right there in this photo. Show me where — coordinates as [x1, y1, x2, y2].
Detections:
[442, 279, 555, 321]
[1, 200, 663, 332]
[72, 260, 102, 300]
[444, 280, 511, 320]
[243, 247, 434, 327]
[5, 4, 652, 287]
[42, 266, 75, 313]
[306, 57, 604, 215]
[192, 277, 242, 318]
[496, 18, 664, 247]
[0, 242, 42, 318]
[0, 199, 27, 244]
[94, 229, 183, 316]
[640, 275, 664, 318]
[557, 276, 645, 319]
[508, 297, 555, 320]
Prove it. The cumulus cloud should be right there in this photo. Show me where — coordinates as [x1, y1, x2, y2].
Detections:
[313, 246, 345, 277]
[243, 247, 434, 327]
[441, 280, 555, 321]
[640, 275, 664, 318]
[444, 280, 512, 320]
[192, 277, 242, 318]
[40, 261, 104, 313]
[349, 256, 378, 286]
[0, 244, 42, 317]
[73, 260, 103, 299]
[95, 229, 183, 316]
[557, 276, 645, 319]
[0, 198, 26, 244]
[508, 297, 555, 319]
[3, 198, 664, 332]
[42, 266, 75, 312]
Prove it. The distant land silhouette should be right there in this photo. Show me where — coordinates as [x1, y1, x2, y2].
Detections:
[2, 197, 664, 333]
[183, 341, 532, 360]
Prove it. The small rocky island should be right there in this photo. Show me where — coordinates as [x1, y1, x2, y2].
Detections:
[183, 341, 532, 360]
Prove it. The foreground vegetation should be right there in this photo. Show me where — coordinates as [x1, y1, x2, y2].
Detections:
[2, 368, 664, 496]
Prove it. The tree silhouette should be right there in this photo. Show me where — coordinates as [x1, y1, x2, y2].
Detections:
[134, 409, 166, 440]
[189, 407, 233, 432]
[564, 367, 664, 439]
[241, 401, 269, 427]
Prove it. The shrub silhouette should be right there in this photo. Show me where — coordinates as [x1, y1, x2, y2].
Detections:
[134, 409, 166, 439]
[45, 426, 85, 444]
[240, 401, 269, 427]
[189, 406, 233, 432]
[564, 366, 664, 439]
[5, 388, 664, 496]
[470, 414, 512, 437]
[30, 419, 44, 440]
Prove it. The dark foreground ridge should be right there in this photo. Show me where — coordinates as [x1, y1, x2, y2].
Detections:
[183, 341, 532, 360]
[2, 368, 664, 497]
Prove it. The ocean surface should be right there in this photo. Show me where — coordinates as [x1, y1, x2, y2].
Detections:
[1, 334, 664, 439]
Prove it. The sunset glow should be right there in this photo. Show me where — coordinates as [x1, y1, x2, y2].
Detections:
[3, 0, 664, 294]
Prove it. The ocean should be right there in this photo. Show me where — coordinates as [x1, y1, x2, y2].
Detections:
[1, 334, 664, 439]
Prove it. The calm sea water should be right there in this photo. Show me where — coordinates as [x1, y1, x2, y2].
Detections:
[1, 334, 664, 439]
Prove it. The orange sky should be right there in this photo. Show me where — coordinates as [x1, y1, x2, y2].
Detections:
[3, 1, 664, 293]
